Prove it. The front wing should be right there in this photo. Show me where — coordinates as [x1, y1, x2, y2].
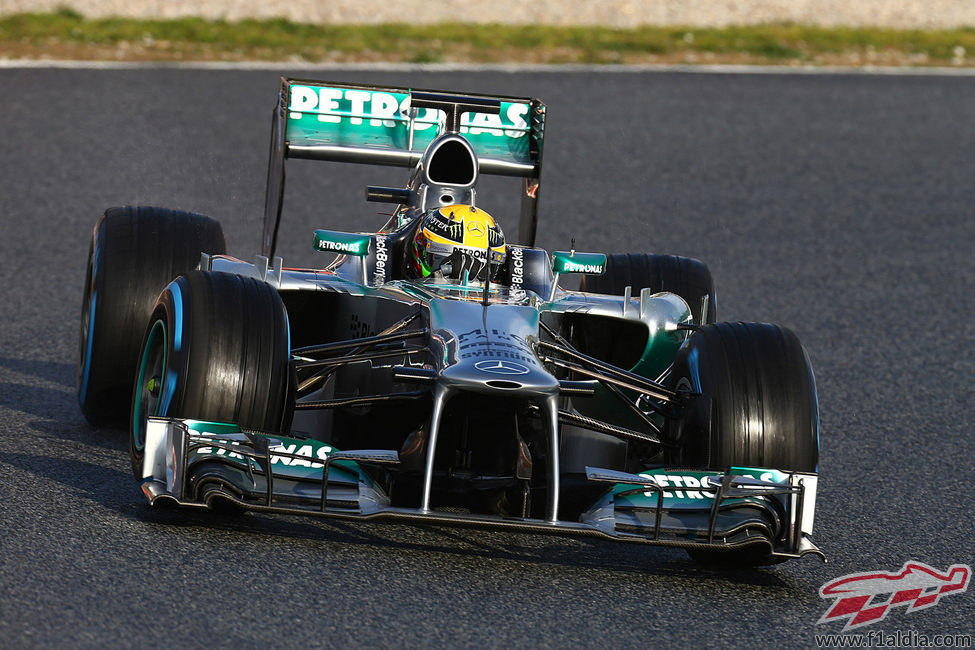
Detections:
[141, 417, 824, 562]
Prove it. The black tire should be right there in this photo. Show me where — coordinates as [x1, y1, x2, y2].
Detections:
[130, 271, 293, 479]
[78, 206, 226, 428]
[578, 254, 716, 325]
[667, 322, 819, 566]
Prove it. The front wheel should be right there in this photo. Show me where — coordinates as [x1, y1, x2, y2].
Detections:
[130, 271, 293, 478]
[78, 206, 226, 428]
[667, 321, 819, 565]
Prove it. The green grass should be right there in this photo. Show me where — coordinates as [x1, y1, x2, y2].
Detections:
[2, 10, 974, 65]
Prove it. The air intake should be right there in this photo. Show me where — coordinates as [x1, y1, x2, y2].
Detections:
[485, 380, 523, 390]
[424, 135, 478, 187]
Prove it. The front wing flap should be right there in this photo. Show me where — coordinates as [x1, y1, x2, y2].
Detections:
[140, 417, 823, 561]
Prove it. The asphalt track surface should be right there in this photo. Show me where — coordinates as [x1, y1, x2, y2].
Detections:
[1, 66, 973, 647]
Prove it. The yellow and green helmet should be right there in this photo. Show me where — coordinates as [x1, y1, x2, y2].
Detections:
[412, 205, 506, 281]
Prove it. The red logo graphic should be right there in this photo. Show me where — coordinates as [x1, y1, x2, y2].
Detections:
[818, 561, 970, 630]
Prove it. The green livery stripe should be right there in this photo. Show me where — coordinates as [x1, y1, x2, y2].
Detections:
[613, 467, 789, 510]
[552, 251, 607, 275]
[184, 421, 360, 483]
[314, 229, 371, 256]
[286, 83, 533, 166]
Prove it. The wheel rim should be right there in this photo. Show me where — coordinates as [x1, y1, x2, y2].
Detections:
[133, 320, 167, 453]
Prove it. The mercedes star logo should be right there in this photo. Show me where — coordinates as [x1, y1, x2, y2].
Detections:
[474, 359, 531, 375]
[466, 221, 485, 236]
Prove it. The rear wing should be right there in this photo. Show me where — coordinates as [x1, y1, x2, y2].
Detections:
[263, 78, 546, 257]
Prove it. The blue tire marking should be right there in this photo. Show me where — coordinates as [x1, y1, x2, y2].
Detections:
[79, 290, 96, 405]
[92, 241, 100, 285]
[170, 281, 183, 352]
[686, 346, 701, 392]
[159, 281, 184, 414]
[160, 368, 178, 416]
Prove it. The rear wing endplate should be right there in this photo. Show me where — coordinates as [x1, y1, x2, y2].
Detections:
[263, 78, 546, 257]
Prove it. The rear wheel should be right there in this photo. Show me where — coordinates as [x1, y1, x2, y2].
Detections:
[130, 271, 293, 478]
[667, 322, 819, 565]
[78, 206, 226, 427]
[579, 253, 716, 325]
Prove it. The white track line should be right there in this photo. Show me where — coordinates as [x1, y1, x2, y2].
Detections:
[3, 58, 975, 75]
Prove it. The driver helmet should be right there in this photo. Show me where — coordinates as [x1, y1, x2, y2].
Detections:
[411, 205, 506, 282]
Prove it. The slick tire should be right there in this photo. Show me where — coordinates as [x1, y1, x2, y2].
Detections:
[78, 206, 226, 428]
[130, 271, 293, 478]
[667, 322, 819, 566]
[578, 253, 716, 325]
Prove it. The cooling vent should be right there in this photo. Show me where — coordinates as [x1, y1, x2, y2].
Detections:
[425, 137, 477, 186]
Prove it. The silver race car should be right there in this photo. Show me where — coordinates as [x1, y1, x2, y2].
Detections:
[78, 79, 823, 566]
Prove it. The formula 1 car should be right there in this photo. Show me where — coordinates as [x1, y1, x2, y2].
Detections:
[78, 79, 823, 565]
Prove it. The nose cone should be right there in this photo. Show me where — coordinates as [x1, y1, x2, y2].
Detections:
[441, 356, 559, 396]
[429, 298, 559, 397]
